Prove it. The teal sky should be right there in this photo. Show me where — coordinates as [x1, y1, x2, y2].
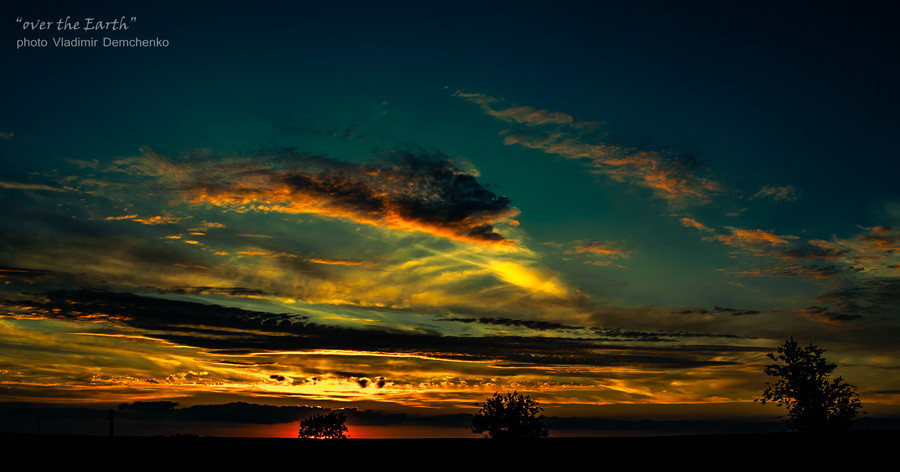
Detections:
[2, 1, 899, 437]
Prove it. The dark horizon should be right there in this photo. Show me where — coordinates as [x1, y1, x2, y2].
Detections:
[4, 400, 900, 439]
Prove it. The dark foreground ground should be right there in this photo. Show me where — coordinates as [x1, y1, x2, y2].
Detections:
[4, 431, 898, 466]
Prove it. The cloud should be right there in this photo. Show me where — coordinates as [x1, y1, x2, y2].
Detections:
[855, 225, 900, 254]
[809, 278, 900, 322]
[449, 315, 578, 332]
[710, 306, 761, 316]
[572, 241, 630, 259]
[454, 90, 725, 206]
[12, 289, 761, 371]
[105, 214, 183, 225]
[0, 266, 68, 288]
[772, 226, 898, 278]
[714, 226, 799, 253]
[565, 240, 631, 267]
[232, 249, 377, 268]
[0, 180, 571, 313]
[0, 180, 65, 192]
[711, 225, 866, 280]
[704, 222, 899, 325]
[307, 258, 374, 266]
[123, 147, 519, 246]
[751, 185, 800, 202]
[453, 90, 598, 130]
[0, 130, 12, 140]
[447, 314, 751, 340]
[798, 305, 863, 323]
[679, 217, 714, 233]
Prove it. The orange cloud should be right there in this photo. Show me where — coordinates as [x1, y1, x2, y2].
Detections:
[715, 227, 798, 253]
[126, 149, 519, 246]
[105, 214, 182, 225]
[856, 225, 899, 252]
[679, 217, 714, 233]
[0, 180, 64, 192]
[452, 90, 597, 129]
[455, 90, 725, 206]
[571, 241, 630, 259]
[308, 258, 373, 266]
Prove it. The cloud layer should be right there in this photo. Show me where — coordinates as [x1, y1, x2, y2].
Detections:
[125, 147, 519, 246]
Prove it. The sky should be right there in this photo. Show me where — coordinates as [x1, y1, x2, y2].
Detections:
[2, 0, 899, 438]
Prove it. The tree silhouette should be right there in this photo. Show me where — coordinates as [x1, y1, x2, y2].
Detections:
[757, 338, 863, 432]
[471, 391, 549, 439]
[297, 411, 348, 439]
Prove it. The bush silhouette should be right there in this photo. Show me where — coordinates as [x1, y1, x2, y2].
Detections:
[471, 391, 549, 439]
[757, 338, 863, 432]
[297, 411, 348, 439]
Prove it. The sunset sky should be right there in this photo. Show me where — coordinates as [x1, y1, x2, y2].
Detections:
[2, 1, 899, 437]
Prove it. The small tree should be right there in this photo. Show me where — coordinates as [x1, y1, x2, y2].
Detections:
[471, 391, 549, 439]
[297, 411, 348, 439]
[756, 338, 863, 432]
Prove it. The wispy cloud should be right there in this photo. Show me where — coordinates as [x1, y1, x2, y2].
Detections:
[452, 91, 599, 130]
[0, 180, 64, 192]
[566, 240, 630, 266]
[807, 278, 900, 322]
[735, 225, 898, 278]
[105, 214, 183, 225]
[573, 241, 630, 258]
[454, 90, 725, 206]
[697, 221, 900, 323]
[714, 227, 799, 253]
[307, 258, 374, 266]
[679, 217, 714, 233]
[751, 185, 800, 202]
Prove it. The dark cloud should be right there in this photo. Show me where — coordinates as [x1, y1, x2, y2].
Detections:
[802, 306, 863, 322]
[0, 220, 233, 293]
[13, 290, 764, 370]
[712, 306, 761, 316]
[449, 316, 577, 331]
[138, 147, 519, 245]
[0, 266, 60, 277]
[448, 314, 749, 342]
[0, 266, 67, 286]
[771, 264, 847, 278]
[779, 243, 847, 261]
[590, 326, 746, 340]
[808, 278, 900, 322]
